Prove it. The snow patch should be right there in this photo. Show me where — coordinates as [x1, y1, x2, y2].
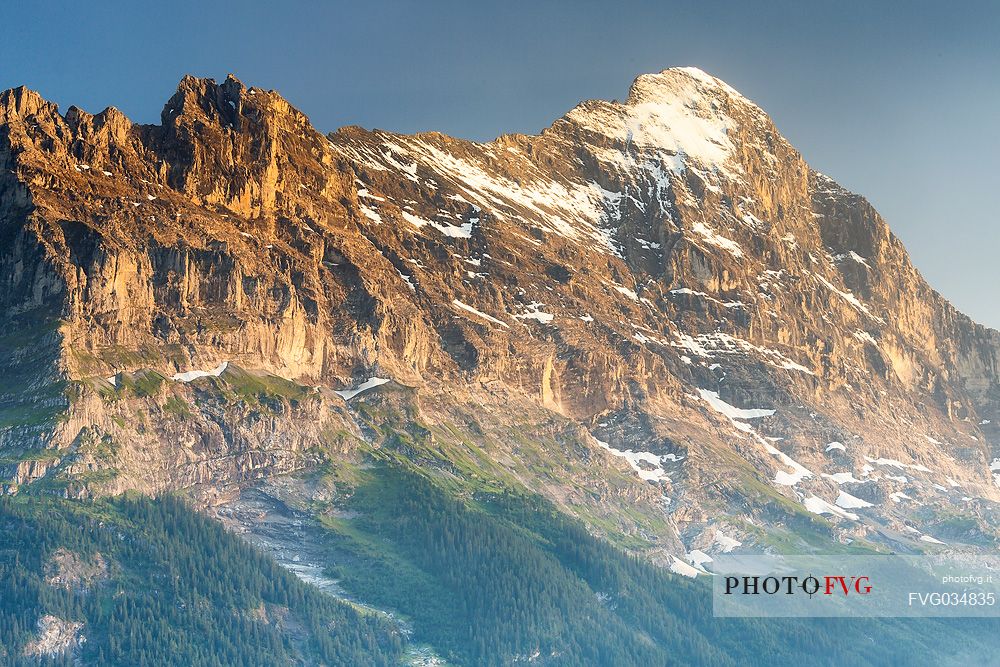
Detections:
[594, 439, 671, 482]
[813, 273, 883, 323]
[822, 472, 861, 484]
[373, 138, 624, 255]
[613, 285, 639, 301]
[669, 556, 702, 578]
[334, 377, 390, 401]
[864, 455, 932, 474]
[803, 495, 858, 521]
[564, 67, 744, 180]
[172, 362, 228, 383]
[765, 443, 813, 487]
[835, 491, 873, 509]
[513, 302, 555, 324]
[687, 549, 713, 566]
[397, 270, 416, 291]
[356, 188, 386, 201]
[695, 389, 811, 485]
[714, 530, 742, 552]
[697, 389, 774, 421]
[452, 299, 510, 328]
[690, 222, 743, 257]
[402, 210, 473, 238]
[853, 330, 877, 346]
[360, 204, 383, 223]
[672, 331, 813, 375]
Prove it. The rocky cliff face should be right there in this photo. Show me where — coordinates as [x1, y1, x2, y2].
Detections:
[1, 69, 998, 561]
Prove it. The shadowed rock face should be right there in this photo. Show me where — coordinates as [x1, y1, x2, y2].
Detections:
[0, 69, 998, 558]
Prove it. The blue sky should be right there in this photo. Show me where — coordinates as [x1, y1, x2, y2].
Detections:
[3, 1, 998, 327]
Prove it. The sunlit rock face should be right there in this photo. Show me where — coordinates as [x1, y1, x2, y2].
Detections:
[1, 68, 998, 559]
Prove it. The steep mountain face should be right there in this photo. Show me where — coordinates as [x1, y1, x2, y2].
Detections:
[1, 68, 998, 563]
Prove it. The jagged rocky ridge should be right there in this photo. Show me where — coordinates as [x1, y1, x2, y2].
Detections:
[1, 68, 998, 562]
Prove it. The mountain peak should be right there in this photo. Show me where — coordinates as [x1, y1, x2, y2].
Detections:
[0, 85, 59, 124]
[160, 73, 309, 136]
[163, 74, 247, 128]
[623, 67, 761, 117]
[555, 67, 763, 179]
[635, 67, 745, 99]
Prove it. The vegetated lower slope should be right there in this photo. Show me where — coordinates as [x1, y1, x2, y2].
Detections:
[0, 495, 403, 666]
[4, 477, 997, 667]
[234, 460, 1000, 667]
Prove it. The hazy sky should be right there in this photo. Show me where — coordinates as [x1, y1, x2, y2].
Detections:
[3, 1, 998, 327]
